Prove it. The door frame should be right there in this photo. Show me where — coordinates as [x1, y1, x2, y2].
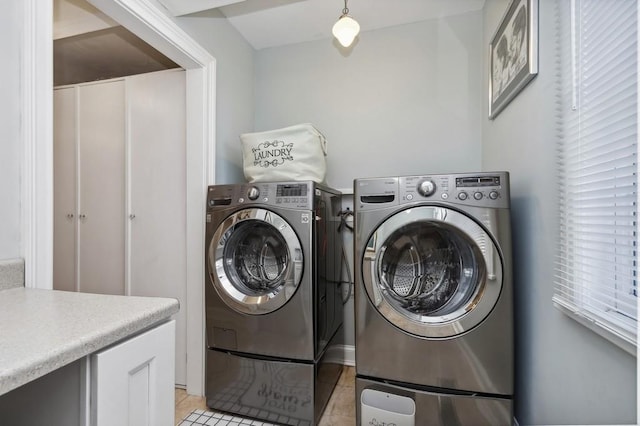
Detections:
[23, 0, 214, 395]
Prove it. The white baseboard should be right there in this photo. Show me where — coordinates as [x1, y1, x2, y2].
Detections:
[325, 344, 356, 366]
[342, 344, 356, 366]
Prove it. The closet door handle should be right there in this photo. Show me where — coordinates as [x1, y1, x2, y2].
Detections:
[66, 213, 74, 219]
[79, 214, 87, 220]
[129, 214, 136, 220]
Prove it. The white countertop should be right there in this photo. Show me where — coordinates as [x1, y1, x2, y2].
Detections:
[0, 288, 179, 396]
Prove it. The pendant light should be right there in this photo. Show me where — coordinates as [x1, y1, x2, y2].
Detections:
[332, 0, 360, 47]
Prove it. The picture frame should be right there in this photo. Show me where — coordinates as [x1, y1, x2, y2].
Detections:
[489, 0, 538, 119]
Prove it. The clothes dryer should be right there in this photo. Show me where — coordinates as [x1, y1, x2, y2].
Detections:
[205, 181, 344, 426]
[354, 172, 513, 426]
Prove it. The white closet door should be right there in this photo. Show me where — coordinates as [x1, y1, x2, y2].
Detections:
[53, 87, 77, 292]
[128, 69, 187, 385]
[78, 80, 126, 295]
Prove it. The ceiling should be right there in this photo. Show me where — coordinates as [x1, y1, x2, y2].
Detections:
[159, 0, 487, 50]
[53, 0, 486, 85]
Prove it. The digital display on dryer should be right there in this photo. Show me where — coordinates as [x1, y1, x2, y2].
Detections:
[276, 184, 308, 197]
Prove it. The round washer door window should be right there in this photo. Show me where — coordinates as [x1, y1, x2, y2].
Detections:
[362, 206, 503, 338]
[208, 208, 303, 314]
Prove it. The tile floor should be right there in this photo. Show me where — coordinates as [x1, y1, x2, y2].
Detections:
[175, 366, 356, 426]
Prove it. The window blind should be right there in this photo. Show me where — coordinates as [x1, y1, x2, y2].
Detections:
[554, 0, 637, 354]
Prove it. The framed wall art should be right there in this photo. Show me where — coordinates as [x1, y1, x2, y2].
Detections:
[489, 0, 538, 119]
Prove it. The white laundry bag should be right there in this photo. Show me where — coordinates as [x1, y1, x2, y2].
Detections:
[240, 123, 328, 183]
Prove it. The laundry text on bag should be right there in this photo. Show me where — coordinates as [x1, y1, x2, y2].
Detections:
[252, 141, 294, 168]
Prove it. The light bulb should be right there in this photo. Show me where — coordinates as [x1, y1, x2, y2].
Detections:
[332, 15, 360, 47]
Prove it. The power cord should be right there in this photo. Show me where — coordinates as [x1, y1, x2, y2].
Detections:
[337, 208, 354, 304]
[338, 208, 354, 232]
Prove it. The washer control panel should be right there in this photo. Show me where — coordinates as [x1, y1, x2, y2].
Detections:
[356, 173, 510, 210]
[397, 173, 509, 208]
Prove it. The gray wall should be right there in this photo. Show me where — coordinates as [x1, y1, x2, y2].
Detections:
[0, 0, 22, 259]
[175, 9, 254, 184]
[481, 1, 637, 424]
[254, 11, 485, 190]
[250, 10, 485, 355]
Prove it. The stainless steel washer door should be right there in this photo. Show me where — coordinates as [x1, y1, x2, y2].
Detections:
[362, 206, 502, 338]
[209, 208, 303, 315]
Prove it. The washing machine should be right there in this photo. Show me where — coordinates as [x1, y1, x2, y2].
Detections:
[354, 172, 513, 426]
[204, 181, 344, 426]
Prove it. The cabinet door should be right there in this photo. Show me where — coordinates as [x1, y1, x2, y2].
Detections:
[91, 320, 176, 426]
[128, 69, 187, 386]
[53, 87, 77, 292]
[78, 80, 126, 295]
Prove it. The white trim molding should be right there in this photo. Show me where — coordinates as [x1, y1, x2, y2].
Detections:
[22, 0, 53, 290]
[88, 0, 217, 397]
[32, 0, 215, 395]
[88, 0, 213, 69]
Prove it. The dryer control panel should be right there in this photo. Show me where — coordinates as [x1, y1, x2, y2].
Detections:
[207, 181, 315, 210]
[207, 181, 343, 212]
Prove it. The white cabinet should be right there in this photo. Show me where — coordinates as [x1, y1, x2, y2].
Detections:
[0, 319, 176, 426]
[53, 79, 126, 295]
[127, 70, 187, 384]
[53, 69, 187, 385]
[79, 80, 127, 295]
[53, 86, 77, 293]
[91, 320, 176, 426]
